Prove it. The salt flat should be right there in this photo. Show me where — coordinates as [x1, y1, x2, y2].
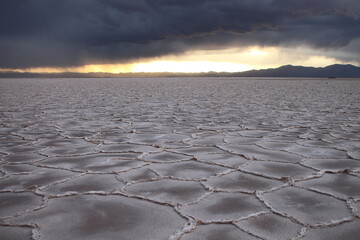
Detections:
[0, 78, 359, 240]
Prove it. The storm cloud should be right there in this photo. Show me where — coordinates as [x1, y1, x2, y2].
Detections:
[1, 0, 359, 68]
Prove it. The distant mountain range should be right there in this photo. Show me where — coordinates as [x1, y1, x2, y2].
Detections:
[230, 64, 360, 78]
[1, 64, 360, 78]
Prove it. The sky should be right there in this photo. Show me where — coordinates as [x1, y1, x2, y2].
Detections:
[1, 0, 360, 73]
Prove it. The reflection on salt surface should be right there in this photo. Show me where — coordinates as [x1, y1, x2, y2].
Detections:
[10, 195, 185, 240]
[127, 179, 207, 204]
[236, 213, 303, 240]
[0, 78, 359, 239]
[262, 187, 351, 225]
[206, 171, 282, 192]
[0, 226, 32, 240]
[181, 224, 259, 240]
[181, 192, 266, 221]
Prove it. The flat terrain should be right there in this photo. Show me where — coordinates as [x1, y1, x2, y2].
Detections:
[0, 78, 359, 239]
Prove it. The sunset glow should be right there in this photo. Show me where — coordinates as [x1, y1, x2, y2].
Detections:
[0, 46, 352, 74]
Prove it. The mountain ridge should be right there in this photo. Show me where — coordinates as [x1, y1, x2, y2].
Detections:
[1, 64, 360, 78]
[228, 64, 360, 78]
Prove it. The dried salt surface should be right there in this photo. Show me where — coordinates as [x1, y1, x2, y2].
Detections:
[43, 174, 125, 195]
[3, 145, 44, 154]
[172, 146, 227, 156]
[38, 153, 143, 173]
[0, 135, 33, 148]
[180, 224, 259, 240]
[40, 144, 97, 156]
[150, 161, 228, 180]
[262, 187, 351, 225]
[90, 132, 130, 144]
[0, 226, 32, 240]
[34, 138, 91, 148]
[128, 133, 190, 145]
[185, 133, 226, 146]
[348, 151, 360, 160]
[0, 192, 43, 218]
[297, 173, 360, 199]
[353, 201, 360, 217]
[302, 219, 360, 240]
[196, 153, 248, 167]
[126, 179, 207, 204]
[224, 135, 261, 145]
[235, 213, 303, 240]
[220, 144, 304, 162]
[98, 143, 159, 153]
[180, 192, 267, 221]
[142, 151, 192, 163]
[0, 167, 75, 191]
[11, 195, 185, 240]
[1, 164, 40, 174]
[205, 171, 283, 192]
[285, 145, 349, 159]
[118, 167, 158, 182]
[242, 161, 316, 180]
[302, 158, 360, 171]
[1, 78, 360, 239]
[2, 153, 45, 163]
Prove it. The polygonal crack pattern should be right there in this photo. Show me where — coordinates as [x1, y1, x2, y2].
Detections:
[1, 78, 359, 239]
[180, 224, 260, 240]
[235, 213, 303, 240]
[11, 195, 186, 240]
[262, 187, 351, 225]
[180, 192, 267, 222]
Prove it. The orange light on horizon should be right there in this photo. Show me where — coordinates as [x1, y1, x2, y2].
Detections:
[0, 63, 137, 74]
[0, 60, 254, 74]
[0, 46, 348, 74]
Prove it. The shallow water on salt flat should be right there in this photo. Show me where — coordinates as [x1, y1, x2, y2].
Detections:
[0, 77, 359, 239]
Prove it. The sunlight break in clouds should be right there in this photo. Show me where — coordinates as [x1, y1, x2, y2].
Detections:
[0, 46, 350, 74]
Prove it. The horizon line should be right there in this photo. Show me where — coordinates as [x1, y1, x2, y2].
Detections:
[1, 63, 359, 75]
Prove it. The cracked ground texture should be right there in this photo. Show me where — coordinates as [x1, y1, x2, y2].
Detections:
[0, 77, 359, 240]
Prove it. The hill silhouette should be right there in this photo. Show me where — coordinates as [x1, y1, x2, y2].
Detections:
[1, 64, 360, 78]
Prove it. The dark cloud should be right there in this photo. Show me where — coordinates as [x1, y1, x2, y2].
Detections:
[0, 0, 359, 68]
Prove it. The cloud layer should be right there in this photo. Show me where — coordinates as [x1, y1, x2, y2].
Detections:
[1, 0, 359, 68]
